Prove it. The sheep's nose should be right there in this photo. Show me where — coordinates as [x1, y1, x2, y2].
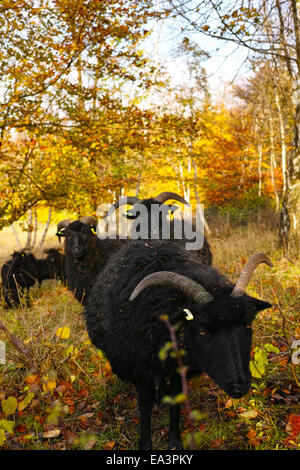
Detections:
[73, 246, 82, 257]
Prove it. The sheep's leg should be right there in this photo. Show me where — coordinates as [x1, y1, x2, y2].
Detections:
[3, 288, 12, 309]
[168, 374, 183, 450]
[135, 381, 155, 450]
[10, 288, 21, 308]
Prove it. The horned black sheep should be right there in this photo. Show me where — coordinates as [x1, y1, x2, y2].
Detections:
[83, 240, 273, 450]
[56, 217, 127, 305]
[108, 191, 212, 265]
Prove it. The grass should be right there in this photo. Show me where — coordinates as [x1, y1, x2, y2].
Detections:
[0, 219, 299, 450]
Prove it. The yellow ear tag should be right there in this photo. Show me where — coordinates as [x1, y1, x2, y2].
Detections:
[183, 308, 194, 321]
[91, 228, 97, 234]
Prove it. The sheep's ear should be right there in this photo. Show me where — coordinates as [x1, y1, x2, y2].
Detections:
[253, 299, 272, 313]
[170, 308, 194, 325]
[183, 308, 194, 321]
[56, 229, 66, 237]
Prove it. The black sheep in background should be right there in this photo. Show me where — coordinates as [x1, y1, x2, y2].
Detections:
[56, 217, 127, 306]
[108, 191, 213, 265]
[1, 250, 37, 308]
[43, 248, 66, 285]
[83, 240, 273, 450]
[1, 248, 67, 309]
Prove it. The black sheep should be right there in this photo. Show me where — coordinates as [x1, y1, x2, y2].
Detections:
[108, 191, 212, 265]
[1, 250, 37, 308]
[43, 248, 66, 285]
[83, 240, 273, 450]
[56, 218, 127, 305]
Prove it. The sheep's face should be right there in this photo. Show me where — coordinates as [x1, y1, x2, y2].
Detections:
[124, 199, 177, 239]
[11, 251, 35, 269]
[64, 222, 95, 259]
[187, 296, 271, 398]
[45, 249, 61, 265]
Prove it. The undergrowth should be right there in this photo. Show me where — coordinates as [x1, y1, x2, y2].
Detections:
[0, 223, 299, 450]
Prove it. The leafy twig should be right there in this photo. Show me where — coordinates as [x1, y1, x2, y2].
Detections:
[160, 315, 196, 450]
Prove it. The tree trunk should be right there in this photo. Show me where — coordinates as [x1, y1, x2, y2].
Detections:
[10, 224, 22, 250]
[279, 0, 300, 253]
[191, 158, 211, 235]
[274, 89, 287, 192]
[31, 208, 38, 248]
[38, 206, 52, 249]
[280, 103, 300, 253]
[25, 209, 33, 249]
[268, 113, 280, 211]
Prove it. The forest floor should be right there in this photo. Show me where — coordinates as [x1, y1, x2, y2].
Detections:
[0, 219, 299, 451]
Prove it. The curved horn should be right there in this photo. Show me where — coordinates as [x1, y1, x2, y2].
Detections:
[129, 270, 213, 306]
[231, 253, 274, 297]
[56, 219, 72, 242]
[106, 196, 142, 217]
[56, 219, 72, 233]
[80, 216, 98, 228]
[153, 192, 189, 205]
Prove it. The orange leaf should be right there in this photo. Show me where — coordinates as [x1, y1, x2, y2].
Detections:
[25, 374, 39, 384]
[103, 441, 115, 450]
[285, 414, 300, 447]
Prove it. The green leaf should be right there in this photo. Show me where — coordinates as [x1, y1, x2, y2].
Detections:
[18, 392, 34, 412]
[162, 393, 187, 405]
[0, 429, 6, 446]
[0, 419, 14, 434]
[251, 347, 270, 377]
[264, 343, 279, 354]
[1, 397, 18, 416]
[158, 341, 172, 361]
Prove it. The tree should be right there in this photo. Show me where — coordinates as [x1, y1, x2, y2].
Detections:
[0, 0, 162, 227]
[167, 0, 300, 251]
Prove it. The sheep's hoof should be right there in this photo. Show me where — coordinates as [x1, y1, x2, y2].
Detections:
[138, 439, 152, 450]
[168, 434, 183, 450]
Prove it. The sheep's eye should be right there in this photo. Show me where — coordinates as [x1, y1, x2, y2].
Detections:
[199, 330, 207, 336]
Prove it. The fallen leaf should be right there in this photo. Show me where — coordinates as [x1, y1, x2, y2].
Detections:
[56, 326, 70, 339]
[42, 376, 56, 393]
[80, 412, 94, 419]
[25, 374, 39, 385]
[15, 424, 26, 433]
[246, 429, 261, 447]
[18, 392, 34, 412]
[43, 429, 61, 439]
[238, 409, 259, 419]
[103, 440, 115, 450]
[1, 397, 18, 416]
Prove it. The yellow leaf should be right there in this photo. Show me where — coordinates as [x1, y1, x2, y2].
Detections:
[42, 377, 56, 392]
[56, 326, 70, 339]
